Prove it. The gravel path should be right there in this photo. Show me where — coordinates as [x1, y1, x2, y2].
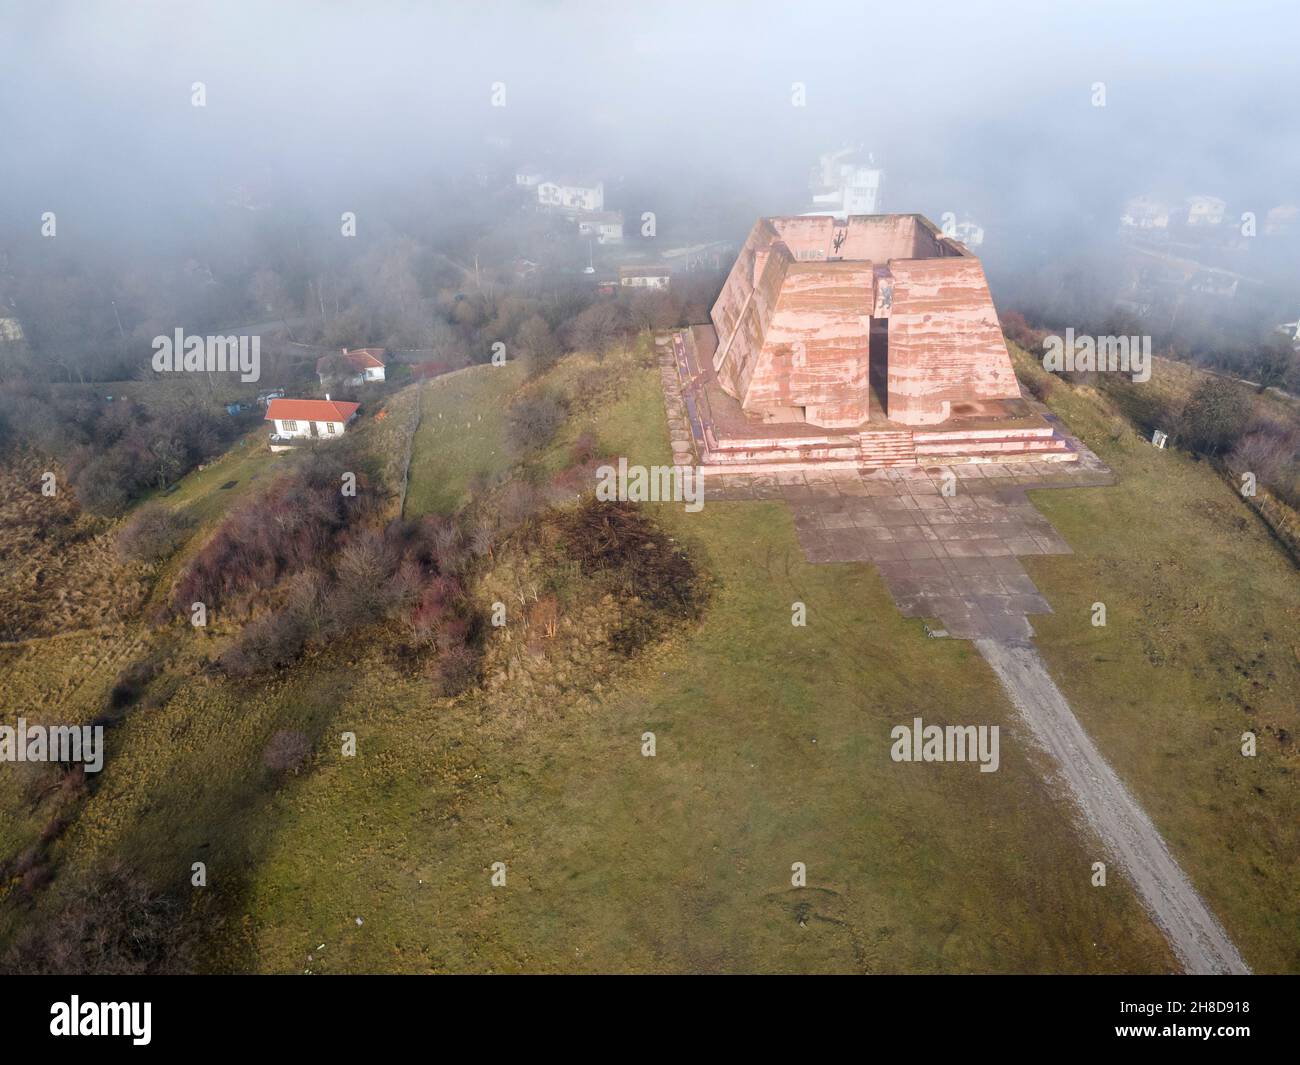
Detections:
[975, 637, 1250, 975]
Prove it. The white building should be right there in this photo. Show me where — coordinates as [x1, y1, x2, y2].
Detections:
[1278, 318, 1300, 348]
[264, 397, 360, 444]
[578, 211, 624, 244]
[806, 147, 884, 218]
[619, 265, 670, 289]
[1183, 195, 1226, 227]
[515, 165, 544, 188]
[538, 178, 605, 213]
[1264, 204, 1298, 236]
[1120, 195, 1172, 229]
[317, 347, 386, 387]
[950, 218, 985, 248]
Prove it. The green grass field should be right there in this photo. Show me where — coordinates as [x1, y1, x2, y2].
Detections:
[228, 498, 1179, 973]
[1007, 348, 1300, 972]
[403, 364, 522, 516]
[3, 342, 1296, 972]
[149, 427, 280, 527]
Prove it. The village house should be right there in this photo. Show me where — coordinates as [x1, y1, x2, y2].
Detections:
[1276, 317, 1300, 349]
[514, 164, 544, 188]
[806, 147, 885, 218]
[950, 218, 985, 248]
[264, 396, 360, 447]
[1120, 195, 1173, 230]
[317, 347, 386, 387]
[1264, 204, 1298, 237]
[537, 176, 604, 214]
[1182, 194, 1226, 227]
[577, 211, 624, 244]
[619, 264, 671, 290]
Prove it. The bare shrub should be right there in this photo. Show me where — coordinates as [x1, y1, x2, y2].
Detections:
[218, 608, 310, 676]
[1176, 379, 1252, 456]
[284, 569, 331, 640]
[115, 503, 194, 563]
[1020, 372, 1054, 402]
[263, 729, 312, 774]
[331, 528, 400, 628]
[431, 521, 466, 573]
[557, 498, 708, 655]
[1, 861, 196, 975]
[506, 390, 568, 455]
[1000, 310, 1047, 354]
[1227, 423, 1299, 486]
[172, 440, 381, 614]
[499, 480, 545, 529]
[469, 517, 495, 559]
[434, 644, 479, 696]
[567, 302, 625, 356]
[515, 314, 562, 377]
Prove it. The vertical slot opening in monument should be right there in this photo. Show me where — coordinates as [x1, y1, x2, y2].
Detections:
[869, 319, 889, 419]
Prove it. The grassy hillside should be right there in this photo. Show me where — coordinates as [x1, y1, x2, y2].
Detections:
[404, 364, 522, 516]
[173, 348, 1172, 973]
[1009, 344, 1300, 972]
[2, 339, 1296, 973]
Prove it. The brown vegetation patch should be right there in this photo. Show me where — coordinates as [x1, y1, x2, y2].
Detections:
[0, 457, 150, 641]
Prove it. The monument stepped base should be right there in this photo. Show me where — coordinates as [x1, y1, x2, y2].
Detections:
[667, 327, 1078, 476]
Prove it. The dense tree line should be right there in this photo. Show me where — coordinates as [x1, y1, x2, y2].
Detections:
[1002, 311, 1300, 509]
[0, 380, 245, 515]
[1005, 276, 1299, 395]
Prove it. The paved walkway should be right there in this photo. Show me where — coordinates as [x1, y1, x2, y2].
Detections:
[710, 463, 1108, 641]
[655, 329, 1251, 972]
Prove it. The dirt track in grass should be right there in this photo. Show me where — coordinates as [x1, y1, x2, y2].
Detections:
[976, 637, 1249, 975]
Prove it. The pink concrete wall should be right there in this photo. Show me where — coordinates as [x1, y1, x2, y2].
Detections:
[746, 262, 874, 426]
[710, 215, 1019, 429]
[885, 257, 1021, 424]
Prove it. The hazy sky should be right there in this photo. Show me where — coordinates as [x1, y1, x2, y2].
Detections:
[3, 1, 1298, 257]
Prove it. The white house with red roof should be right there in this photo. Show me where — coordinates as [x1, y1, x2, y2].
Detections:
[317, 347, 386, 387]
[264, 396, 360, 446]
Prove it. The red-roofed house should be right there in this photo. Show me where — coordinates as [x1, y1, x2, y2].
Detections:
[317, 347, 387, 387]
[264, 396, 360, 444]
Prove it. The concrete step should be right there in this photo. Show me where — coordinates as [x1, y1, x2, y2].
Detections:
[913, 426, 1057, 443]
[858, 432, 918, 468]
[914, 437, 1071, 456]
[706, 442, 860, 465]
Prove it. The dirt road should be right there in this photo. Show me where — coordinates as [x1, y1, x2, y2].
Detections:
[975, 638, 1250, 975]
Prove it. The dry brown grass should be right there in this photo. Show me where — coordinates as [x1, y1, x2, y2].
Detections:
[0, 456, 150, 642]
